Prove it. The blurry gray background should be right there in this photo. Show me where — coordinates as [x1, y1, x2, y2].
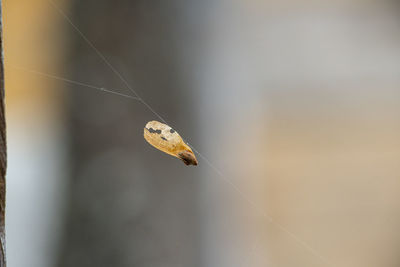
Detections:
[4, 0, 400, 267]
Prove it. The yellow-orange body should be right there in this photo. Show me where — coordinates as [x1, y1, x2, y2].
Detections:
[144, 121, 198, 166]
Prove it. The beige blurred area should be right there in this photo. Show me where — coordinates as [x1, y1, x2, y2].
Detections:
[5, 0, 67, 117]
[3, 0, 400, 267]
[262, 88, 400, 267]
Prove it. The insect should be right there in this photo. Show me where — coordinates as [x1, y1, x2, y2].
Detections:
[144, 121, 198, 166]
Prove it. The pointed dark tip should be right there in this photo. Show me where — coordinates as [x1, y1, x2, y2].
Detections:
[178, 151, 198, 166]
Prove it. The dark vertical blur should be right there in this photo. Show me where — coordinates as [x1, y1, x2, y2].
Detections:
[57, 1, 201, 266]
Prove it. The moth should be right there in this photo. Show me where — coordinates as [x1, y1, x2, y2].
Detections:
[144, 121, 198, 166]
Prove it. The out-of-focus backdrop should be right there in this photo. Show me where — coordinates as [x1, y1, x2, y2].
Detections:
[4, 0, 400, 267]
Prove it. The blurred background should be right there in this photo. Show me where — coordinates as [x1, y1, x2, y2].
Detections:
[3, 0, 400, 266]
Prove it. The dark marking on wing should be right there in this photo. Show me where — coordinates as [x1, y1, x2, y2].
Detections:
[170, 129, 175, 134]
[148, 128, 162, 134]
[161, 137, 167, 141]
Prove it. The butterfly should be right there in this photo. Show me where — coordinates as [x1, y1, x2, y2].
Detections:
[144, 121, 198, 166]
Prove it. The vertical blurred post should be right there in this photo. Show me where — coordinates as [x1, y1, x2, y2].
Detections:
[0, 1, 6, 267]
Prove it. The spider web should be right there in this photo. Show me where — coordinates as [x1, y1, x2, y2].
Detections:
[15, 1, 337, 266]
